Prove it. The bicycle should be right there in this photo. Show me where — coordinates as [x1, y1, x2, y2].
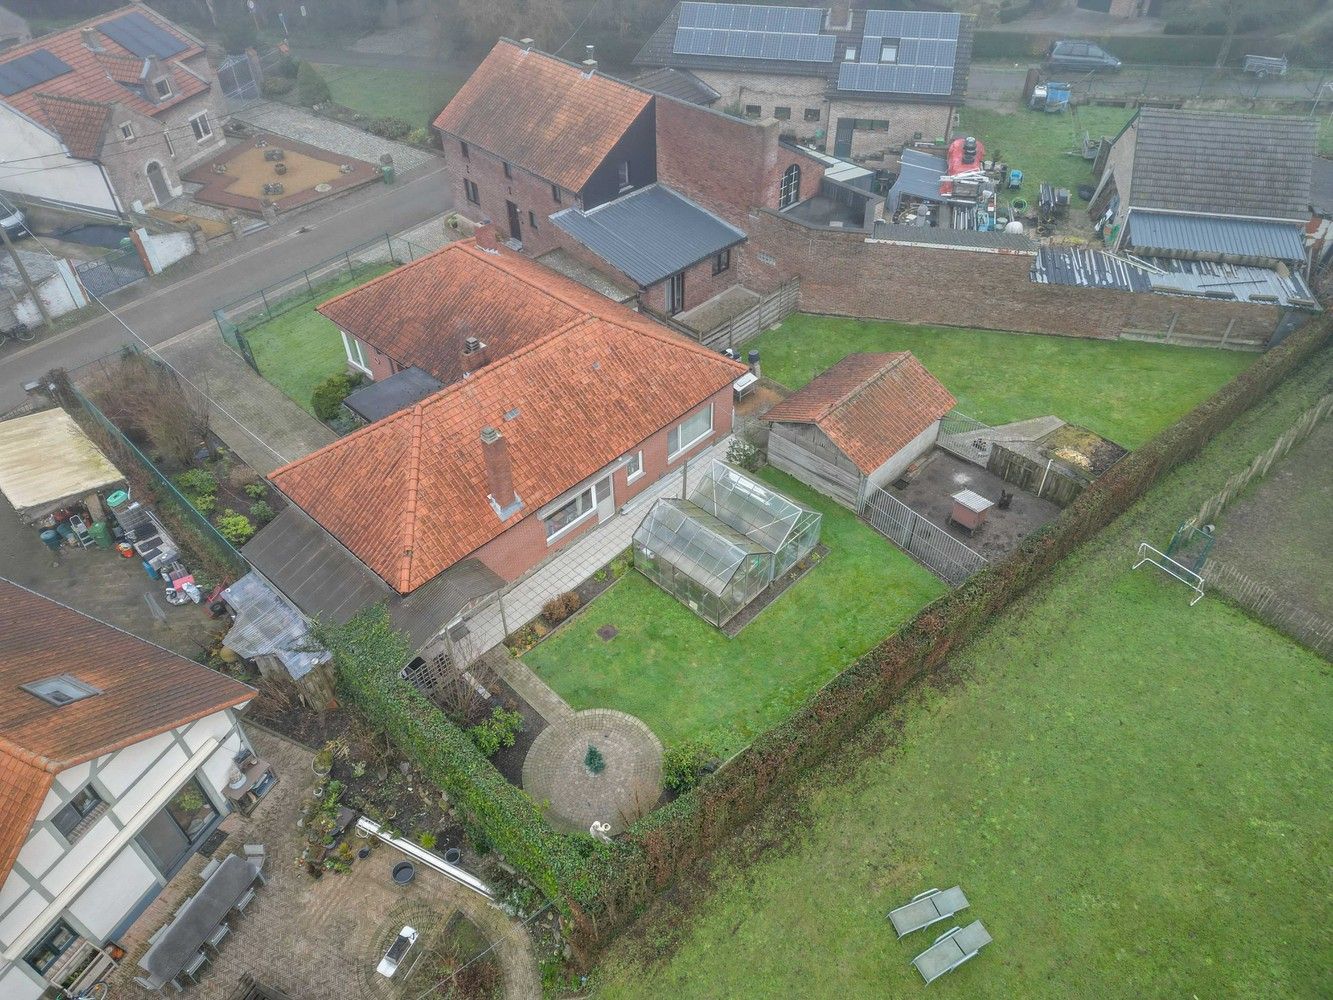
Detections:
[71, 984, 109, 1000]
[0, 321, 35, 345]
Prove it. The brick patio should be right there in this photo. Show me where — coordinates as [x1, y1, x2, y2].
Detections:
[108, 726, 539, 999]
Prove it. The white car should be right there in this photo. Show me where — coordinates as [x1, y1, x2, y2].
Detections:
[376, 925, 418, 978]
[0, 195, 26, 240]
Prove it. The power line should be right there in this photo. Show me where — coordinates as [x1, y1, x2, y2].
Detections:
[553, 0, 606, 56]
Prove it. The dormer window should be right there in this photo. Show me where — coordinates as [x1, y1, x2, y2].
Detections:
[22, 674, 101, 706]
[153, 77, 173, 99]
[880, 39, 899, 63]
[617, 160, 630, 191]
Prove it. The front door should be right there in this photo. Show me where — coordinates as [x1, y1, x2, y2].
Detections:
[595, 475, 614, 523]
[833, 119, 854, 158]
[146, 161, 171, 206]
[667, 271, 686, 315]
[505, 200, 522, 242]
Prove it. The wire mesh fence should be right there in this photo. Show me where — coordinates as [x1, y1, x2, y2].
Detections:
[1056, 65, 1332, 106]
[859, 486, 987, 586]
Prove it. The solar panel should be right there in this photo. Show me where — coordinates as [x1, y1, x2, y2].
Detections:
[835, 8, 960, 95]
[836, 61, 953, 97]
[679, 3, 824, 34]
[673, 26, 834, 62]
[97, 12, 189, 60]
[0, 49, 74, 96]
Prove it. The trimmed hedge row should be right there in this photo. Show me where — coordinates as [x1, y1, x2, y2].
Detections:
[973, 30, 1290, 66]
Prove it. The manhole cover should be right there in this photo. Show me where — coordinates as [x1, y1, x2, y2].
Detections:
[596, 624, 618, 641]
[314, 182, 333, 193]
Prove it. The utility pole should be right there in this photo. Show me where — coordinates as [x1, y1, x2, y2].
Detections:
[0, 222, 52, 327]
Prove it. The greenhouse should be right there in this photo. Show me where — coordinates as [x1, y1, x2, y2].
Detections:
[633, 461, 822, 627]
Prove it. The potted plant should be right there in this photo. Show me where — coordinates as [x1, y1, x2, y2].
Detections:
[312, 748, 333, 777]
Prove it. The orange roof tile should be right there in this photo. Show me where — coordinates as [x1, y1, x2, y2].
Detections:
[433, 39, 653, 193]
[0, 3, 208, 133]
[762, 353, 956, 474]
[273, 242, 747, 593]
[33, 92, 112, 159]
[0, 579, 254, 883]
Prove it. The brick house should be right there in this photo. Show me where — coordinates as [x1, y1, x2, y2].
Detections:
[633, 3, 972, 163]
[0, 580, 256, 1000]
[0, 4, 227, 216]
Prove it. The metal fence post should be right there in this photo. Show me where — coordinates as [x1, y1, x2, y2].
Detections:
[259, 287, 270, 321]
[304, 269, 313, 296]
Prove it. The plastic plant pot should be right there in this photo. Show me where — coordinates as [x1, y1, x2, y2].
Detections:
[443, 848, 461, 865]
[391, 861, 415, 885]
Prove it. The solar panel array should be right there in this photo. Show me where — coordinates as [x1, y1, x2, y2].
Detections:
[673, 2, 834, 63]
[97, 12, 189, 60]
[0, 49, 73, 96]
[837, 9, 961, 95]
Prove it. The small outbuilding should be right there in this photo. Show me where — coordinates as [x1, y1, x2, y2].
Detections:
[0, 408, 125, 522]
[762, 353, 955, 509]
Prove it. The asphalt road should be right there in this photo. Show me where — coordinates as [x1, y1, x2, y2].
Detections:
[0, 159, 452, 413]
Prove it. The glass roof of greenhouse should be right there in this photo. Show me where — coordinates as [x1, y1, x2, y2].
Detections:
[636, 498, 769, 595]
[688, 460, 813, 552]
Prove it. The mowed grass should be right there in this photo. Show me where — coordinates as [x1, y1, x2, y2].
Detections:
[243, 264, 395, 415]
[316, 65, 472, 129]
[525, 469, 946, 755]
[751, 315, 1253, 449]
[593, 349, 1333, 1000]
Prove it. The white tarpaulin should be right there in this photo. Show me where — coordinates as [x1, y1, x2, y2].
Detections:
[0, 409, 125, 519]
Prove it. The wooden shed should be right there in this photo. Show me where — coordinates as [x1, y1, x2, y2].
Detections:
[762, 353, 955, 508]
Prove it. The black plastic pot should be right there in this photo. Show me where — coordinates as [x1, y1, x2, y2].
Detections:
[443, 848, 461, 865]
[392, 861, 415, 885]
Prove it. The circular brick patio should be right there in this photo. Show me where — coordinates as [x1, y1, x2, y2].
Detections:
[522, 710, 663, 835]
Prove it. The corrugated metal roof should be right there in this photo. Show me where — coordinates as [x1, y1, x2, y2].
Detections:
[889, 148, 947, 205]
[1030, 248, 1151, 292]
[871, 222, 1035, 251]
[1125, 210, 1306, 262]
[220, 573, 328, 680]
[343, 367, 443, 423]
[551, 184, 746, 286]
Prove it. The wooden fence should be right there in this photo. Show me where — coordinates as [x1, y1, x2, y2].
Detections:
[986, 443, 1086, 508]
[1185, 393, 1333, 531]
[1206, 558, 1333, 658]
[691, 280, 801, 351]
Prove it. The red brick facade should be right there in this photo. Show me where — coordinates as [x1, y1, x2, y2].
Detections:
[442, 138, 569, 256]
[640, 246, 742, 317]
[470, 384, 735, 582]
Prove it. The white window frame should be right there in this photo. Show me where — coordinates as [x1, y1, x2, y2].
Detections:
[163, 126, 175, 158]
[880, 39, 899, 63]
[189, 112, 212, 142]
[153, 76, 173, 99]
[119, 122, 134, 141]
[617, 159, 631, 191]
[668, 403, 713, 460]
[340, 330, 372, 375]
[544, 485, 596, 543]
[625, 450, 644, 483]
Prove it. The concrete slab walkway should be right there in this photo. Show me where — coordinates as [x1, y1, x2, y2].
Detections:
[481, 645, 575, 726]
[152, 323, 337, 475]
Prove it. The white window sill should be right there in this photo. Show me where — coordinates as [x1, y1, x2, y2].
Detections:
[626, 470, 644, 485]
[545, 507, 596, 545]
[668, 429, 712, 462]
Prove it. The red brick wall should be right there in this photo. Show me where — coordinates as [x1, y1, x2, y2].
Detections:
[741, 210, 1282, 343]
[642, 247, 743, 316]
[470, 384, 735, 582]
[440, 133, 568, 256]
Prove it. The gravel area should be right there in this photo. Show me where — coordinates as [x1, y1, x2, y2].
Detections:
[232, 101, 436, 172]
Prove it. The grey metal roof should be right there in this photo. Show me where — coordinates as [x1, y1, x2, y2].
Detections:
[1030, 248, 1151, 293]
[342, 367, 443, 423]
[1309, 156, 1333, 215]
[631, 67, 721, 105]
[220, 572, 328, 680]
[1126, 108, 1316, 222]
[1124, 210, 1306, 263]
[890, 148, 948, 205]
[243, 506, 503, 651]
[870, 222, 1035, 251]
[551, 184, 746, 286]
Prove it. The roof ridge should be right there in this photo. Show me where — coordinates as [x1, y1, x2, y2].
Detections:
[814, 352, 908, 420]
[33, 91, 113, 110]
[396, 405, 426, 591]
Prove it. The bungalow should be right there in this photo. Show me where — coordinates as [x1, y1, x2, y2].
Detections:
[763, 352, 954, 508]
[0, 580, 256, 1000]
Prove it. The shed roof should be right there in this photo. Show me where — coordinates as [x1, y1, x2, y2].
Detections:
[342, 367, 443, 423]
[0, 408, 125, 519]
[762, 352, 956, 474]
[1123, 209, 1306, 262]
[550, 184, 746, 286]
[890, 147, 948, 203]
[631, 66, 720, 105]
[1126, 108, 1316, 221]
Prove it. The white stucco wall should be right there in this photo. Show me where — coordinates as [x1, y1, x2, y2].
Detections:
[12, 258, 88, 327]
[861, 419, 941, 501]
[0, 104, 118, 214]
[67, 847, 158, 940]
[135, 228, 194, 274]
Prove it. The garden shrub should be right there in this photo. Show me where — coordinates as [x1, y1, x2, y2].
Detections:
[249, 500, 276, 526]
[216, 509, 256, 545]
[244, 481, 268, 500]
[418, 831, 437, 850]
[996, 1, 1032, 24]
[585, 745, 605, 775]
[662, 741, 719, 794]
[469, 706, 525, 757]
[727, 435, 763, 473]
[296, 61, 332, 106]
[191, 493, 217, 517]
[262, 76, 294, 97]
[542, 591, 583, 626]
[272, 53, 299, 79]
[174, 468, 218, 497]
[219, 16, 257, 54]
[368, 116, 413, 140]
[311, 372, 357, 422]
[407, 127, 434, 147]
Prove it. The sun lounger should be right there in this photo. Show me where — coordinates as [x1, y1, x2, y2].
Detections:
[887, 886, 969, 938]
[911, 921, 992, 984]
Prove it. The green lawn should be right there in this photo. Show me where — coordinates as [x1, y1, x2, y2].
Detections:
[750, 315, 1253, 449]
[592, 349, 1333, 999]
[243, 264, 395, 415]
[316, 65, 472, 129]
[957, 105, 1134, 208]
[524, 470, 946, 754]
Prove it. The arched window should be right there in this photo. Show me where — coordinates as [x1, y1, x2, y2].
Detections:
[778, 164, 801, 209]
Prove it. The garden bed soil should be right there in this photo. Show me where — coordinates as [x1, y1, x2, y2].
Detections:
[723, 544, 830, 637]
[504, 551, 630, 655]
[1040, 423, 1128, 478]
[485, 671, 549, 787]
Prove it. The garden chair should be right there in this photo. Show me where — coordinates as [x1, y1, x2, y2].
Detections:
[233, 887, 256, 915]
[911, 920, 992, 985]
[199, 857, 221, 880]
[205, 921, 230, 952]
[887, 886, 969, 938]
[244, 844, 267, 883]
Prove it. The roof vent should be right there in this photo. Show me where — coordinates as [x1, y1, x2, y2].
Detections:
[463, 336, 481, 355]
[80, 27, 103, 52]
[520, 37, 534, 52]
[582, 45, 597, 76]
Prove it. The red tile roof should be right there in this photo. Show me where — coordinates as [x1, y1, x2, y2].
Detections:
[0, 579, 254, 884]
[273, 242, 747, 593]
[0, 2, 208, 146]
[433, 39, 653, 193]
[33, 92, 112, 159]
[762, 353, 956, 474]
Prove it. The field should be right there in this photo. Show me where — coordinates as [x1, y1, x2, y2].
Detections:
[592, 348, 1333, 999]
[524, 470, 946, 755]
[242, 264, 395, 415]
[749, 315, 1254, 449]
[316, 65, 472, 129]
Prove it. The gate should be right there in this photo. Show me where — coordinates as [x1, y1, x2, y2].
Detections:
[860, 486, 987, 586]
[214, 308, 259, 372]
[75, 246, 147, 297]
[219, 53, 259, 102]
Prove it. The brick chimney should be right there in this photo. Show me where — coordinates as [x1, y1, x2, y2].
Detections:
[473, 220, 498, 251]
[461, 335, 489, 374]
[481, 426, 521, 517]
[826, 3, 851, 30]
[80, 27, 103, 51]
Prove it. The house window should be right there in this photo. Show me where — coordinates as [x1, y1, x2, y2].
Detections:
[625, 450, 643, 483]
[153, 76, 172, 99]
[25, 920, 78, 975]
[544, 485, 595, 541]
[189, 112, 211, 142]
[166, 778, 217, 840]
[617, 160, 631, 191]
[743, 104, 761, 118]
[163, 126, 175, 157]
[459, 140, 469, 160]
[551, 183, 562, 204]
[503, 161, 513, 179]
[773, 106, 791, 120]
[667, 270, 686, 315]
[464, 178, 480, 205]
[803, 107, 821, 122]
[712, 248, 730, 275]
[340, 330, 372, 375]
[880, 38, 900, 63]
[668, 403, 713, 458]
[119, 122, 134, 141]
[22, 674, 100, 706]
[854, 119, 891, 132]
[528, 210, 537, 229]
[52, 785, 106, 842]
[778, 163, 801, 209]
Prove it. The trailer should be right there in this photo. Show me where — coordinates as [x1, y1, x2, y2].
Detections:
[1243, 54, 1288, 78]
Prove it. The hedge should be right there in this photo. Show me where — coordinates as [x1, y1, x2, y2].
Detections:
[973, 30, 1291, 67]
